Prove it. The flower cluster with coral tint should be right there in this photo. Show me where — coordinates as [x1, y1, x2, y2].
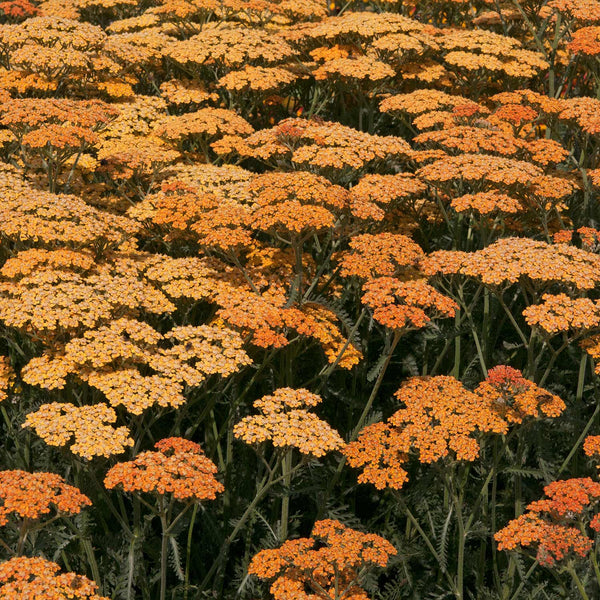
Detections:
[104, 437, 223, 501]
[249, 519, 396, 600]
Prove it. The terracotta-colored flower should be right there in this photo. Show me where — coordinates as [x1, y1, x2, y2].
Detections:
[338, 233, 423, 279]
[104, 437, 223, 501]
[523, 294, 600, 334]
[496, 478, 600, 566]
[475, 365, 566, 423]
[249, 519, 396, 600]
[0, 557, 109, 599]
[0, 470, 90, 526]
[345, 376, 508, 489]
[361, 277, 457, 330]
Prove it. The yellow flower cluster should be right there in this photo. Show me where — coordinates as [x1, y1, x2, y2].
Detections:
[22, 402, 134, 460]
[234, 388, 345, 457]
[21, 318, 252, 414]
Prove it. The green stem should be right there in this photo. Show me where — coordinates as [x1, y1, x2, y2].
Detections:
[159, 500, 169, 600]
[280, 450, 293, 541]
[183, 504, 198, 600]
[568, 564, 590, 600]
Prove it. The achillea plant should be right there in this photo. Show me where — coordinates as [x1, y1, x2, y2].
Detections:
[214, 117, 411, 184]
[0, 97, 118, 191]
[361, 277, 457, 330]
[474, 365, 566, 423]
[234, 387, 345, 458]
[21, 318, 252, 415]
[423, 238, 600, 291]
[496, 477, 600, 574]
[248, 519, 397, 600]
[338, 233, 424, 279]
[0, 470, 90, 554]
[0, 556, 109, 599]
[22, 402, 134, 459]
[104, 438, 223, 600]
[345, 376, 507, 490]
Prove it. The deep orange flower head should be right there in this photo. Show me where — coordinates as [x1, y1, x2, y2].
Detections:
[584, 435, 600, 460]
[496, 477, 600, 566]
[0, 556, 109, 599]
[475, 365, 566, 423]
[249, 519, 396, 599]
[0, 470, 90, 526]
[523, 294, 600, 334]
[495, 513, 593, 566]
[345, 376, 508, 490]
[104, 437, 223, 501]
[247, 171, 350, 235]
[338, 233, 423, 279]
[361, 277, 457, 330]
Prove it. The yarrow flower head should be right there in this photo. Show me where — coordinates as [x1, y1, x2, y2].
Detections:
[475, 366, 566, 424]
[361, 277, 457, 330]
[0, 557, 109, 599]
[0, 470, 91, 526]
[234, 388, 345, 458]
[23, 402, 134, 460]
[344, 376, 508, 490]
[104, 437, 224, 502]
[248, 519, 396, 600]
[496, 477, 600, 566]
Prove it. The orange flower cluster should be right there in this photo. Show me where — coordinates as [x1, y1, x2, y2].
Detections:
[584, 435, 600, 459]
[155, 108, 254, 145]
[380, 89, 481, 116]
[0, 251, 175, 336]
[475, 365, 565, 424]
[248, 519, 396, 600]
[417, 153, 544, 187]
[338, 233, 424, 279]
[0, 557, 109, 599]
[0, 470, 90, 525]
[247, 171, 350, 235]
[22, 402, 134, 459]
[166, 24, 295, 71]
[217, 65, 298, 93]
[345, 376, 508, 489]
[104, 437, 224, 501]
[159, 78, 218, 107]
[0, 97, 118, 188]
[0, 177, 139, 247]
[569, 26, 600, 56]
[523, 294, 600, 334]
[558, 97, 600, 135]
[361, 277, 457, 330]
[496, 478, 600, 566]
[450, 191, 522, 215]
[436, 29, 548, 79]
[234, 388, 345, 457]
